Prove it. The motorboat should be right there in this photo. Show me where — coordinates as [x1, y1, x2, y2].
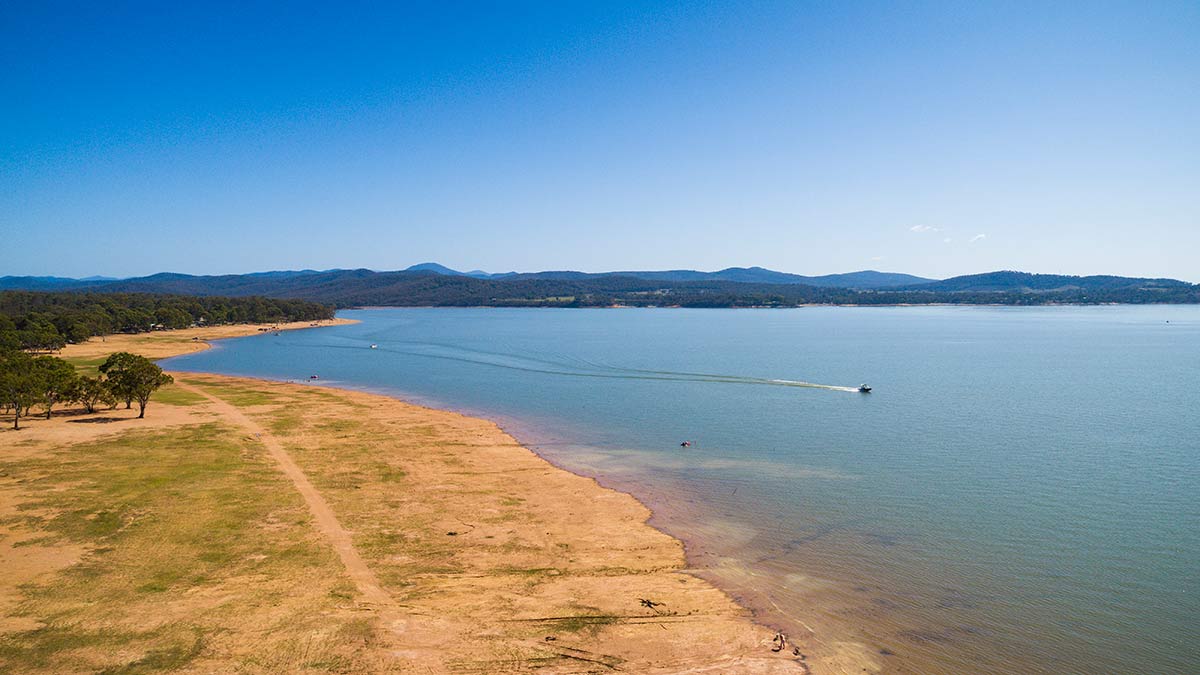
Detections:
[370, 344, 378, 349]
[858, 384, 872, 393]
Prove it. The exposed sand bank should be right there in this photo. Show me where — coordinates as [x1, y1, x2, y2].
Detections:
[0, 323, 876, 673]
[57, 317, 358, 362]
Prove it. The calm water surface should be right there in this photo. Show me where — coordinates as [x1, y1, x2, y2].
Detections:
[165, 306, 1200, 674]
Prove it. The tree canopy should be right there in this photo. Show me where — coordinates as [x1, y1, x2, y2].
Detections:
[0, 291, 334, 350]
[99, 352, 173, 419]
[33, 356, 77, 420]
[76, 375, 116, 414]
[1, 349, 172, 428]
[0, 350, 41, 429]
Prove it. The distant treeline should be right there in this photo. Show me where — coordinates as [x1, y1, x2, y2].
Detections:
[233, 272, 1196, 308]
[1, 271, 1197, 313]
[0, 292, 335, 351]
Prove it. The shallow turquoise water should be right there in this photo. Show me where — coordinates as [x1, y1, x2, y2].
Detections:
[165, 306, 1200, 674]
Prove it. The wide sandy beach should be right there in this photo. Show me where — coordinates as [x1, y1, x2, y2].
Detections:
[1, 321, 877, 673]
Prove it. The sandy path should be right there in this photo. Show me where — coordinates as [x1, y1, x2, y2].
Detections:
[176, 381, 392, 608]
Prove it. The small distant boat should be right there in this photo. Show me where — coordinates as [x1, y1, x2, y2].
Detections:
[309, 375, 320, 380]
[370, 344, 378, 349]
[858, 384, 872, 393]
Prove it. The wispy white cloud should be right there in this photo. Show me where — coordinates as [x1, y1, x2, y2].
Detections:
[970, 233, 987, 243]
[909, 225, 939, 233]
[870, 255, 885, 261]
[943, 237, 953, 244]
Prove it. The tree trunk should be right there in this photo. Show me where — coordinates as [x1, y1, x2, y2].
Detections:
[138, 398, 147, 418]
[12, 406, 19, 430]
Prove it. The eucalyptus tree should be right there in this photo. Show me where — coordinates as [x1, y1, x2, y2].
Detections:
[99, 352, 174, 419]
[0, 350, 40, 430]
[99, 351, 139, 409]
[75, 376, 116, 414]
[34, 355, 78, 419]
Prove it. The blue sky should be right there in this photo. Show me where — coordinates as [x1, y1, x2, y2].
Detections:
[3, 1, 1197, 280]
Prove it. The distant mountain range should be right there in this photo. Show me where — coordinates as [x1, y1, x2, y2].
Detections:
[0, 264, 935, 292]
[0, 275, 120, 291]
[402, 262, 934, 288]
[0, 265, 1195, 307]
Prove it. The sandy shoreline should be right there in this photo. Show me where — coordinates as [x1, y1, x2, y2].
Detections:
[0, 322, 869, 672]
[55, 317, 359, 362]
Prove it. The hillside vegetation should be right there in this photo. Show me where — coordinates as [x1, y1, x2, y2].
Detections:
[1, 269, 1195, 309]
[0, 292, 335, 350]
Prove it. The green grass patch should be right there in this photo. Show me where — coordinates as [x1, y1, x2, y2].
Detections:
[149, 385, 207, 407]
[493, 566, 561, 578]
[545, 605, 619, 634]
[97, 631, 205, 674]
[61, 355, 108, 377]
[327, 579, 358, 600]
[269, 413, 304, 433]
[0, 422, 347, 673]
[316, 419, 358, 433]
[376, 463, 407, 483]
[0, 625, 142, 671]
[188, 381, 282, 407]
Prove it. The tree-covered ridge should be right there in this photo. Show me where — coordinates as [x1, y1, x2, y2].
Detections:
[2, 268, 1196, 308]
[891, 270, 1191, 292]
[1, 272, 1197, 313]
[0, 292, 335, 351]
[83, 270, 1185, 308]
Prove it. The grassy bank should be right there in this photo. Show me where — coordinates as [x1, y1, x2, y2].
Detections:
[0, 421, 388, 673]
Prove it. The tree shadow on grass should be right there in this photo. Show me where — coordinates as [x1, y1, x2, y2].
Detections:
[68, 416, 133, 424]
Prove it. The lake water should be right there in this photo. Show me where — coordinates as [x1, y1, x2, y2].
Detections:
[164, 306, 1200, 674]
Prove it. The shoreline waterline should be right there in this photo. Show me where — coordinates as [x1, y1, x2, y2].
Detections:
[158, 326, 882, 673]
[39, 325, 819, 672]
[158, 362, 964, 675]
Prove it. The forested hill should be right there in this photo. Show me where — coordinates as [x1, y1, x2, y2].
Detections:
[504, 268, 935, 288]
[0, 269, 1196, 308]
[0, 292, 334, 350]
[0, 266, 934, 291]
[892, 271, 1191, 292]
[382, 263, 936, 287]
